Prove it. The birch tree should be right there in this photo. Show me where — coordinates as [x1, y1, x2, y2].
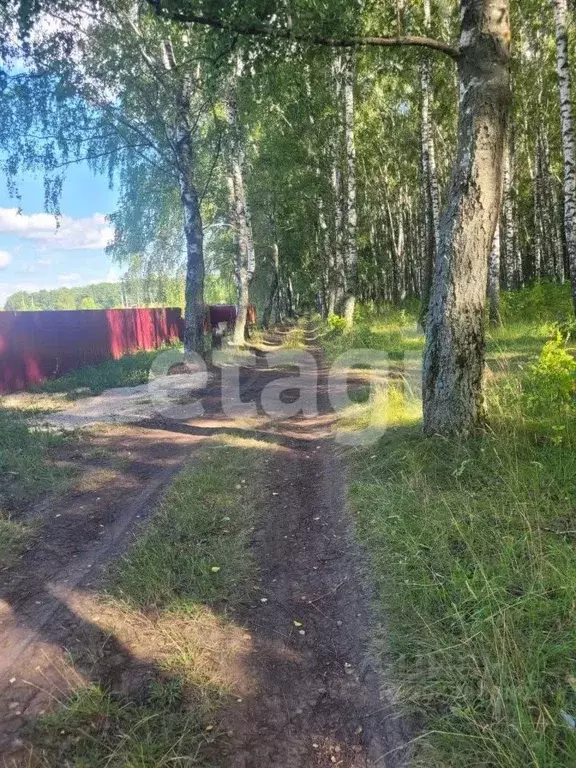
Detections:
[342, 49, 358, 328]
[418, 0, 441, 329]
[225, 53, 256, 345]
[422, 0, 510, 435]
[0, 0, 213, 355]
[552, 0, 576, 312]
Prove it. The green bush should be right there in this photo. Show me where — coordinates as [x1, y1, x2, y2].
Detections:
[500, 282, 572, 324]
[327, 312, 348, 333]
[523, 332, 576, 414]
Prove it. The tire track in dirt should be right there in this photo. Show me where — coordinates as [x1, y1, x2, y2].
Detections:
[218, 342, 412, 767]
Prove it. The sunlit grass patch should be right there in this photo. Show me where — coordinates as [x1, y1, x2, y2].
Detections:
[331, 305, 576, 766]
[0, 516, 33, 567]
[336, 382, 422, 441]
[111, 435, 271, 611]
[33, 432, 272, 765]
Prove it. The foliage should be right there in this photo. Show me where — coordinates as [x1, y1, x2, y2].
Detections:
[336, 308, 576, 767]
[500, 283, 573, 324]
[327, 312, 347, 333]
[524, 332, 576, 413]
[4, 282, 124, 311]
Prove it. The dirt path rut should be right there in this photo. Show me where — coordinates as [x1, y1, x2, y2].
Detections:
[220, 346, 411, 767]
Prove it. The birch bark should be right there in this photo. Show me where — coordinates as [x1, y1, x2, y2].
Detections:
[422, 0, 510, 436]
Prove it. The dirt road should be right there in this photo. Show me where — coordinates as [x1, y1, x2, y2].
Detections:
[220, 348, 411, 767]
[0, 337, 411, 766]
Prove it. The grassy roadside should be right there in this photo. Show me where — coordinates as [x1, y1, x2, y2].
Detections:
[33, 433, 273, 767]
[34, 347, 176, 398]
[0, 406, 74, 567]
[324, 292, 576, 766]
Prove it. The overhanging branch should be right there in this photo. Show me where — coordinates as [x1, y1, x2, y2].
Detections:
[148, 2, 459, 61]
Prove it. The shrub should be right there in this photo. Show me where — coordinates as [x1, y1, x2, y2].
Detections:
[523, 332, 576, 414]
[327, 312, 348, 333]
[500, 282, 572, 324]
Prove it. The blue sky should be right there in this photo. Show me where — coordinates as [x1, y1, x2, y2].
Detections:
[0, 162, 121, 306]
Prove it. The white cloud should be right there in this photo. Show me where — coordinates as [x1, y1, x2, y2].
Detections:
[0, 250, 12, 269]
[37, 257, 53, 266]
[0, 208, 114, 251]
[58, 272, 82, 285]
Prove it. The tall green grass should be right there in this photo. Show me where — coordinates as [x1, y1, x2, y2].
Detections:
[326, 290, 576, 766]
[34, 347, 179, 397]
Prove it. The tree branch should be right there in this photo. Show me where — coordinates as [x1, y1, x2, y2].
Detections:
[148, 3, 459, 61]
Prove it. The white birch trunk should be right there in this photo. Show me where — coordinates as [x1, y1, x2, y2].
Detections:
[488, 223, 501, 325]
[419, 0, 441, 327]
[342, 49, 358, 328]
[422, 0, 510, 436]
[553, 0, 576, 311]
[225, 55, 255, 345]
[162, 41, 205, 356]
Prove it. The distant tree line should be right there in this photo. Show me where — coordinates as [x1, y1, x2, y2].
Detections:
[3, 282, 124, 311]
[2, 273, 233, 312]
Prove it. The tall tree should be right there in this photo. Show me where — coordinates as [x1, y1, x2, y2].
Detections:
[225, 53, 256, 345]
[422, 0, 510, 435]
[342, 48, 358, 328]
[0, 0, 215, 355]
[418, 0, 441, 329]
[552, 0, 576, 312]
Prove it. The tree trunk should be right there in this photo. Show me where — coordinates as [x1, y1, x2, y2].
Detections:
[163, 41, 205, 356]
[329, 54, 345, 311]
[342, 49, 358, 328]
[418, 0, 441, 328]
[553, 0, 576, 311]
[262, 242, 280, 328]
[501, 135, 516, 289]
[488, 222, 501, 325]
[226, 54, 255, 345]
[422, 0, 510, 436]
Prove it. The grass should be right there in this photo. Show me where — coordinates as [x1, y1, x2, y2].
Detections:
[0, 408, 72, 512]
[0, 406, 74, 566]
[326, 290, 576, 767]
[35, 681, 213, 768]
[34, 433, 272, 767]
[111, 436, 264, 611]
[0, 516, 34, 567]
[34, 347, 178, 397]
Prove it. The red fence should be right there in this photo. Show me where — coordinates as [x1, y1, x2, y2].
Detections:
[0, 308, 183, 394]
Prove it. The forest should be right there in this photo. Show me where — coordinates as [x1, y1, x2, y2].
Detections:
[1, 0, 575, 435]
[0, 1, 576, 766]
